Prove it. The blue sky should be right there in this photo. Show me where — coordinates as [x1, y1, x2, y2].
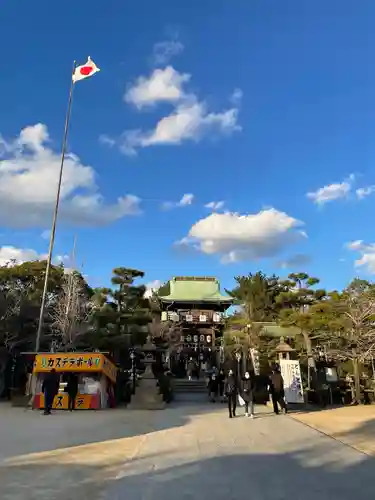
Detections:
[1, 0, 375, 294]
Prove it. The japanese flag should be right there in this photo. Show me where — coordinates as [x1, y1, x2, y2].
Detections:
[72, 57, 100, 83]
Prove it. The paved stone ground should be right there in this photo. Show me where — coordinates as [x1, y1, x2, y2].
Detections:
[292, 405, 375, 456]
[1, 402, 375, 500]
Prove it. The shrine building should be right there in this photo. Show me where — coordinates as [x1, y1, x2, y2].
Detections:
[158, 276, 233, 377]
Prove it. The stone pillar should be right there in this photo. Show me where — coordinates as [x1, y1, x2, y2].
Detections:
[128, 335, 166, 410]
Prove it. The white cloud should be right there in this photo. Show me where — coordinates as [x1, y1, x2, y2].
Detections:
[307, 174, 355, 205]
[98, 134, 116, 147]
[124, 66, 190, 109]
[179, 193, 194, 206]
[152, 40, 184, 65]
[230, 88, 243, 106]
[205, 201, 225, 211]
[356, 185, 375, 199]
[346, 240, 375, 274]
[144, 279, 163, 298]
[0, 245, 70, 268]
[277, 254, 311, 269]
[0, 246, 41, 266]
[107, 66, 241, 155]
[346, 240, 364, 251]
[162, 193, 194, 210]
[41, 229, 51, 240]
[176, 208, 306, 263]
[0, 124, 141, 227]
[121, 101, 240, 155]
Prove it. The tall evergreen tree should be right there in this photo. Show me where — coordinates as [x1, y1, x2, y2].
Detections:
[226, 272, 284, 322]
[87, 268, 151, 352]
[278, 272, 326, 388]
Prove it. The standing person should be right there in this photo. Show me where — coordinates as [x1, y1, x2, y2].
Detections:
[268, 365, 287, 415]
[66, 373, 78, 411]
[42, 368, 60, 415]
[241, 371, 255, 418]
[218, 368, 225, 402]
[208, 372, 219, 402]
[224, 369, 237, 418]
[201, 359, 207, 377]
[187, 357, 196, 381]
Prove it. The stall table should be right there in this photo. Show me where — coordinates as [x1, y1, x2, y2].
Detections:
[32, 352, 117, 410]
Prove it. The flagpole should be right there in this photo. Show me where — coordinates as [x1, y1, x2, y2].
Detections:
[35, 61, 77, 352]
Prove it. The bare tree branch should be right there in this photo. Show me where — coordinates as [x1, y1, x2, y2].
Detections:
[51, 272, 91, 350]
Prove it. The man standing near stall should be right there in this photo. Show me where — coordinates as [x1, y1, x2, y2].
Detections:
[42, 368, 60, 415]
[66, 372, 79, 411]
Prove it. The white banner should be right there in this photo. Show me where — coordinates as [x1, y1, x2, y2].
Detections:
[279, 359, 304, 404]
[250, 348, 260, 375]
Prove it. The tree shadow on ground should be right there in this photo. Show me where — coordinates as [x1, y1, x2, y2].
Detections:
[1, 445, 375, 500]
[0, 402, 219, 460]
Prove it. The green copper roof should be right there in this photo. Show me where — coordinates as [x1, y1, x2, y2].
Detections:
[159, 277, 233, 303]
[253, 322, 300, 338]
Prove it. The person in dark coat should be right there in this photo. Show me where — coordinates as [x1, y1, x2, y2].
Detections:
[224, 369, 238, 418]
[42, 369, 60, 415]
[187, 358, 196, 381]
[268, 365, 287, 415]
[208, 373, 219, 402]
[241, 371, 255, 418]
[218, 369, 225, 402]
[66, 373, 79, 411]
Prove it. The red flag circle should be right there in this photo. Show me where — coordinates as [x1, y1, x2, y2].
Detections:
[80, 65, 94, 76]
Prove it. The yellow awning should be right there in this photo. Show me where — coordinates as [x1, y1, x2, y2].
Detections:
[33, 353, 117, 383]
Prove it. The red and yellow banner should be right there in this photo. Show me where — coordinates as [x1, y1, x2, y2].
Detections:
[36, 393, 98, 410]
[33, 353, 117, 383]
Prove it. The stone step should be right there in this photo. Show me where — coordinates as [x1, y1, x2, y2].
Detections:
[174, 379, 207, 385]
[174, 382, 207, 387]
[175, 388, 208, 393]
[173, 380, 208, 393]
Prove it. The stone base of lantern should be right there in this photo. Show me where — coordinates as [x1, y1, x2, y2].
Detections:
[128, 364, 166, 410]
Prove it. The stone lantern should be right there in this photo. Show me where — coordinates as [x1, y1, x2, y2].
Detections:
[275, 337, 295, 361]
[128, 335, 166, 410]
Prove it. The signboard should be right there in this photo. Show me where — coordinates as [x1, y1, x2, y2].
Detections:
[34, 353, 102, 372]
[219, 346, 225, 364]
[33, 353, 117, 382]
[101, 357, 118, 383]
[250, 348, 260, 376]
[279, 359, 304, 404]
[171, 312, 179, 322]
[38, 393, 94, 410]
[325, 367, 338, 383]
